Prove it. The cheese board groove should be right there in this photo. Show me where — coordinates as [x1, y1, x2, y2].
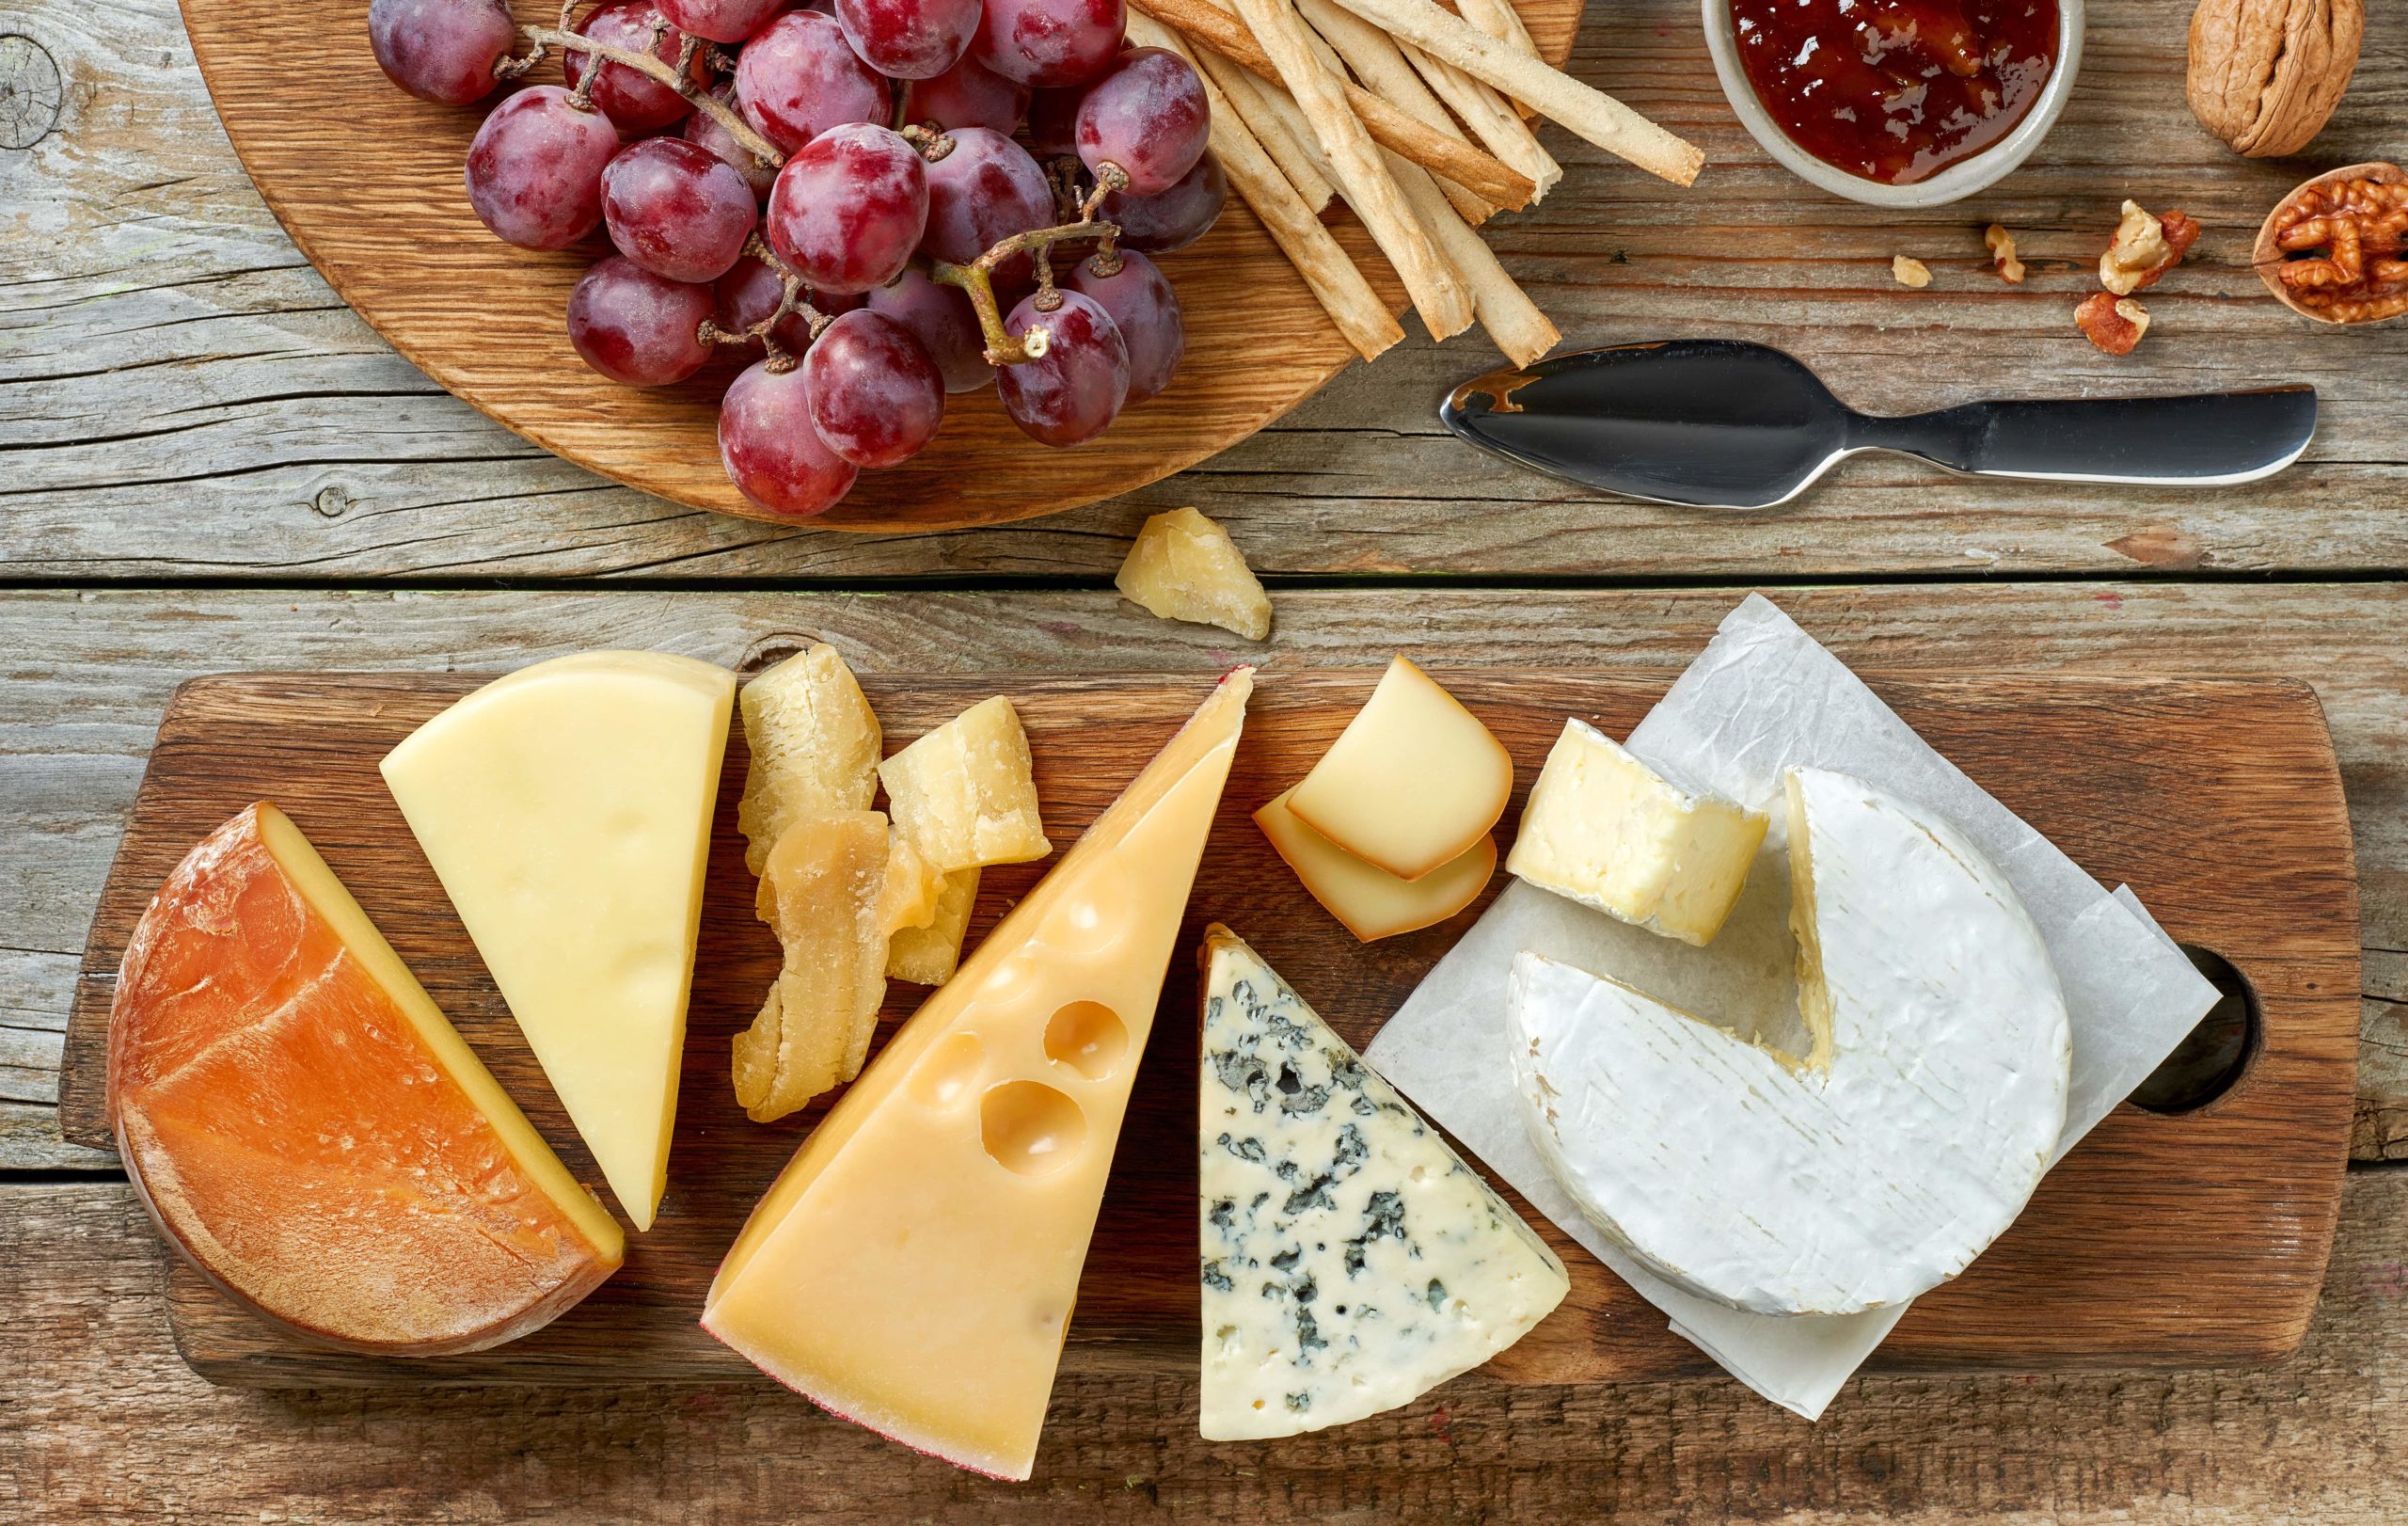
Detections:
[59, 668, 2357, 1389]
[173, 0, 1581, 532]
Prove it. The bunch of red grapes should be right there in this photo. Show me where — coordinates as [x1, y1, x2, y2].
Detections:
[368, 0, 1226, 516]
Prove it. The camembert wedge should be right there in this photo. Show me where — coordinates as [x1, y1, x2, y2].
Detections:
[1198, 928, 1566, 1439]
[1506, 718, 1766, 946]
[1507, 768, 2071, 1316]
[380, 651, 735, 1232]
[704, 669, 1255, 1481]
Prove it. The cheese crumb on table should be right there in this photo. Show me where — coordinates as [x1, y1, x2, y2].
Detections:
[1893, 254, 1933, 288]
[1115, 507, 1274, 642]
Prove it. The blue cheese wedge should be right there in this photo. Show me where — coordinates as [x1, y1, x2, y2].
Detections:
[1197, 926, 1568, 1440]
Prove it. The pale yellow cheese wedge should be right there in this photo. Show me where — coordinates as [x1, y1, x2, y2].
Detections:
[737, 644, 881, 877]
[704, 669, 1254, 1481]
[1254, 787, 1494, 941]
[1288, 656, 1512, 881]
[879, 695, 1052, 873]
[380, 651, 734, 1232]
[887, 867, 978, 986]
[1115, 507, 1273, 641]
[734, 812, 893, 1123]
[876, 827, 943, 936]
[1505, 718, 1767, 946]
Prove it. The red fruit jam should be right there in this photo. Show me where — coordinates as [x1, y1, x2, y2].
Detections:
[1730, 0, 2059, 184]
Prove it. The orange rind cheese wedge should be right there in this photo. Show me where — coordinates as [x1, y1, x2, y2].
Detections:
[107, 803, 624, 1356]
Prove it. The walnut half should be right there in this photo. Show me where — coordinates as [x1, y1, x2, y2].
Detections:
[2187, 0, 2364, 158]
[2254, 162, 2408, 326]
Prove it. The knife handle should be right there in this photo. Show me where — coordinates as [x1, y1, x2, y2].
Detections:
[1846, 388, 2318, 487]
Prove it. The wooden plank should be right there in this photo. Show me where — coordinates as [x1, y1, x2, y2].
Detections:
[4, 2, 2405, 573]
[5, 1168, 2406, 1518]
[3, 582, 2402, 1176]
[54, 665, 2356, 1386]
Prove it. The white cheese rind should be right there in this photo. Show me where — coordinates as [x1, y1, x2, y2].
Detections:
[1200, 928, 1567, 1439]
[1507, 768, 2070, 1316]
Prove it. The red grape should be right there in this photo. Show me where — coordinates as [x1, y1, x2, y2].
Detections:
[567, 256, 717, 386]
[369, 0, 517, 106]
[837, 0, 981, 80]
[736, 10, 890, 154]
[563, 0, 711, 134]
[906, 51, 1030, 133]
[766, 123, 929, 294]
[686, 86, 779, 198]
[718, 256, 863, 353]
[1073, 47, 1207, 195]
[867, 268, 992, 391]
[1100, 149, 1224, 252]
[1064, 248, 1180, 403]
[601, 137, 758, 282]
[919, 126, 1054, 266]
[465, 86, 623, 249]
[996, 289, 1127, 445]
[1022, 86, 1082, 156]
[656, 0, 786, 43]
[721, 359, 861, 516]
[801, 310, 946, 467]
[972, 0, 1124, 87]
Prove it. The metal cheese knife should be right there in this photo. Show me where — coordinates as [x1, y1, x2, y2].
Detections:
[1440, 340, 2319, 510]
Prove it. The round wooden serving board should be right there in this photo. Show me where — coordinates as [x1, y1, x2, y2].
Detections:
[178, 0, 1581, 531]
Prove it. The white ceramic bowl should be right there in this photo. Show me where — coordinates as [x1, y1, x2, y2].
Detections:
[1701, 0, 2085, 208]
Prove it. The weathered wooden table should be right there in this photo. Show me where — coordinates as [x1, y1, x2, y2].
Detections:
[5, 0, 2405, 1518]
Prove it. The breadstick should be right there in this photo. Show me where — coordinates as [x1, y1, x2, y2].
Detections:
[1384, 148, 1557, 366]
[1131, 13, 1403, 359]
[1323, 0, 1703, 184]
[1128, 0, 1536, 209]
[1293, 0, 1497, 221]
[1452, 0, 1537, 70]
[1187, 40, 1339, 212]
[1401, 41, 1560, 200]
[1228, 0, 1472, 339]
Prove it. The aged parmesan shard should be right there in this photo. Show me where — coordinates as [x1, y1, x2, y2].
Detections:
[380, 651, 735, 1232]
[1198, 926, 1567, 1439]
[108, 804, 625, 1355]
[704, 670, 1254, 1481]
[1508, 767, 2072, 1316]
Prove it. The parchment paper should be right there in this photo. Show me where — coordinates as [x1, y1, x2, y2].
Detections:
[1363, 595, 2220, 1419]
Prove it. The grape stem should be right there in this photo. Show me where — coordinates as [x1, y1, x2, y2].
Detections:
[698, 236, 832, 372]
[516, 24, 784, 173]
[928, 163, 1131, 367]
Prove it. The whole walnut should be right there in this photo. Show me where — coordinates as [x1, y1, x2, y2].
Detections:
[2187, 0, 2364, 157]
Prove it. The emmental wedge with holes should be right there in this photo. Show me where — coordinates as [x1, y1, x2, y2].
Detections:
[703, 669, 1253, 1480]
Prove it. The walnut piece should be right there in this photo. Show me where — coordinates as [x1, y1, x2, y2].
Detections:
[2256, 167, 2408, 325]
[2188, 0, 2363, 159]
[2099, 202, 2200, 295]
[2075, 294, 2151, 356]
[1984, 224, 2025, 283]
[1892, 255, 1933, 289]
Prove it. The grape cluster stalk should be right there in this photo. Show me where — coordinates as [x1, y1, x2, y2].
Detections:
[370, 0, 1225, 517]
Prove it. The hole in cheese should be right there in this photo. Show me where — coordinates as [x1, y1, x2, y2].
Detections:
[1043, 1002, 1128, 1080]
[979, 1080, 1087, 1175]
[910, 1031, 988, 1110]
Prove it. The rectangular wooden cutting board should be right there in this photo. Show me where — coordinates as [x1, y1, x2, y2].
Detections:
[57, 666, 2359, 1389]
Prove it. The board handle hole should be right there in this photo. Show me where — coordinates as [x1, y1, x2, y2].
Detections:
[2130, 946, 2261, 1115]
